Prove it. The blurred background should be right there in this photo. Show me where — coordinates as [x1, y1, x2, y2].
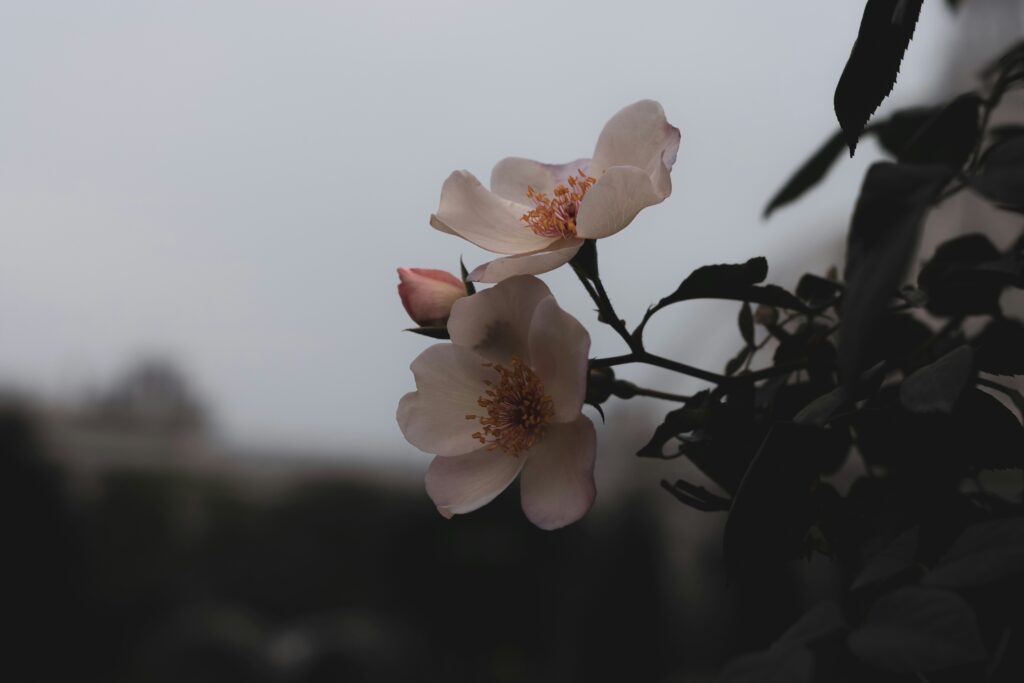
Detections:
[1, 1, 1021, 681]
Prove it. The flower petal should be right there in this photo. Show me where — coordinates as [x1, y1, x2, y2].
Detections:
[468, 240, 582, 283]
[429, 214, 457, 235]
[490, 157, 592, 203]
[396, 343, 491, 457]
[520, 416, 597, 530]
[447, 274, 552, 363]
[425, 448, 525, 518]
[434, 170, 557, 255]
[528, 296, 589, 422]
[589, 100, 680, 193]
[575, 165, 663, 240]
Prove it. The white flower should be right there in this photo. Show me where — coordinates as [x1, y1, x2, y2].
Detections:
[396, 275, 595, 530]
[397, 267, 467, 327]
[431, 100, 681, 283]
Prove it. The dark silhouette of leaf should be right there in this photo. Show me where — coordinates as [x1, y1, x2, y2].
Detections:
[835, 0, 924, 155]
[855, 387, 1024, 473]
[852, 527, 920, 589]
[971, 135, 1024, 212]
[899, 345, 975, 413]
[918, 233, 1017, 316]
[724, 424, 827, 573]
[872, 105, 937, 158]
[847, 587, 986, 673]
[976, 319, 1024, 375]
[719, 646, 812, 683]
[763, 95, 976, 216]
[796, 273, 843, 309]
[725, 346, 751, 377]
[637, 390, 711, 459]
[405, 326, 449, 339]
[892, 93, 981, 167]
[647, 258, 808, 321]
[720, 601, 845, 683]
[764, 130, 846, 217]
[840, 163, 947, 383]
[794, 386, 848, 427]
[923, 518, 1024, 588]
[988, 123, 1024, 146]
[659, 479, 730, 512]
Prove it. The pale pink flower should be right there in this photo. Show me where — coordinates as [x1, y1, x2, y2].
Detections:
[431, 100, 681, 283]
[397, 267, 467, 327]
[396, 275, 595, 530]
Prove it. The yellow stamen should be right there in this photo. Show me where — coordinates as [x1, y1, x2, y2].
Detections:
[465, 356, 554, 456]
[520, 169, 596, 239]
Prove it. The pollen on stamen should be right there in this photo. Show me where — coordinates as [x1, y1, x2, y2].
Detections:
[520, 168, 596, 239]
[469, 356, 554, 456]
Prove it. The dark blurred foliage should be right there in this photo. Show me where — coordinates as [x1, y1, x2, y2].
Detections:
[622, 20, 1024, 682]
[4, 403, 762, 683]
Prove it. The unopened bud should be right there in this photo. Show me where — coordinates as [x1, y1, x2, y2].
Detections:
[397, 268, 467, 327]
[585, 366, 616, 406]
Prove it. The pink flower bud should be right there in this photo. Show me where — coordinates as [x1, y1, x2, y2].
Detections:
[397, 268, 466, 327]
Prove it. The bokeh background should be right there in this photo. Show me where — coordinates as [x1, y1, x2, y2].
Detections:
[2, 1, 1021, 681]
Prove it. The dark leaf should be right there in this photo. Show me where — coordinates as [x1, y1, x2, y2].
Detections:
[720, 601, 845, 683]
[975, 319, 1024, 375]
[840, 163, 947, 383]
[738, 302, 755, 346]
[773, 322, 838, 387]
[684, 385, 762, 494]
[971, 135, 1024, 212]
[982, 39, 1024, 81]
[859, 312, 933, 374]
[923, 517, 1024, 588]
[719, 647, 812, 683]
[796, 273, 843, 308]
[794, 386, 848, 427]
[872, 105, 938, 158]
[893, 93, 981, 167]
[725, 346, 751, 377]
[724, 424, 827, 573]
[647, 258, 808, 322]
[988, 123, 1024, 146]
[776, 601, 847, 646]
[764, 129, 846, 217]
[852, 526, 920, 589]
[637, 390, 711, 459]
[660, 479, 731, 512]
[899, 345, 975, 413]
[956, 389, 1024, 469]
[854, 387, 1024, 473]
[405, 326, 450, 339]
[834, 0, 924, 155]
[918, 233, 1016, 316]
[847, 586, 986, 672]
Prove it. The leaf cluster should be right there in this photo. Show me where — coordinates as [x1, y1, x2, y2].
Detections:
[628, 30, 1024, 682]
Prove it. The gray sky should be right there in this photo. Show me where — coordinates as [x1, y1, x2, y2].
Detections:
[0, 1, 978, 461]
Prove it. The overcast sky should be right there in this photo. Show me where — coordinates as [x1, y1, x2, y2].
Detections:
[0, 1, 1013, 463]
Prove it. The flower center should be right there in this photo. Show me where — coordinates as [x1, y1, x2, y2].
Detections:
[465, 356, 554, 456]
[520, 169, 596, 239]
